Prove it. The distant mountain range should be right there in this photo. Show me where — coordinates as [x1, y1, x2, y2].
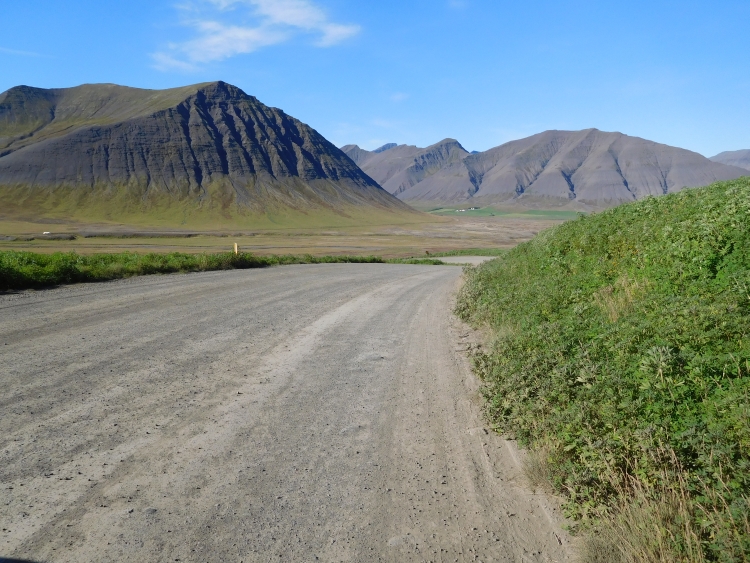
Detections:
[1, 80, 745, 228]
[0, 81, 413, 228]
[342, 139, 469, 197]
[344, 130, 748, 208]
[711, 150, 750, 171]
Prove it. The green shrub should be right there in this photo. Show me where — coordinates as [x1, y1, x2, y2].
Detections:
[456, 177, 750, 561]
[0, 251, 444, 290]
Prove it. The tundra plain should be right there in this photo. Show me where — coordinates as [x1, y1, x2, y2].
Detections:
[0, 214, 563, 257]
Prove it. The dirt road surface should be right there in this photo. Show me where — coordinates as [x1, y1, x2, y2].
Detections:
[1, 265, 571, 562]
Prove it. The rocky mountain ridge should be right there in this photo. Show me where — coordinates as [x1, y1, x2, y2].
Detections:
[342, 139, 470, 197]
[711, 149, 750, 171]
[0, 81, 412, 226]
[345, 130, 748, 208]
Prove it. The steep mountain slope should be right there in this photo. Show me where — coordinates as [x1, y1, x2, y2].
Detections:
[372, 143, 397, 154]
[342, 139, 470, 196]
[340, 144, 373, 167]
[404, 129, 748, 207]
[711, 149, 750, 171]
[0, 82, 414, 228]
[344, 130, 747, 208]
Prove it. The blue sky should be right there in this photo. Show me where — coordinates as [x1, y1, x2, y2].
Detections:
[2, 0, 748, 156]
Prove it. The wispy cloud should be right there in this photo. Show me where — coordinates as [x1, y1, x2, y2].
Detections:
[0, 46, 44, 57]
[390, 92, 409, 102]
[153, 0, 360, 71]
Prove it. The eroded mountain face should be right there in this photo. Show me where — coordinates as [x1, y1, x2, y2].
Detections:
[344, 130, 747, 208]
[711, 149, 750, 172]
[0, 81, 408, 217]
[342, 139, 470, 197]
[456, 130, 748, 206]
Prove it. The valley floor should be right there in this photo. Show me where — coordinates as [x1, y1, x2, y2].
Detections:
[1, 264, 570, 562]
[0, 215, 563, 257]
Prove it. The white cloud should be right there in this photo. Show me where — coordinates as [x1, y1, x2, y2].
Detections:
[235, 0, 328, 28]
[390, 92, 409, 102]
[182, 20, 288, 63]
[152, 51, 199, 72]
[153, 0, 360, 71]
[0, 46, 44, 57]
[316, 23, 360, 47]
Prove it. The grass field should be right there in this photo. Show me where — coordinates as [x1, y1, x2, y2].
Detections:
[0, 182, 430, 232]
[425, 206, 583, 221]
[0, 214, 565, 257]
[0, 251, 447, 291]
[456, 178, 750, 562]
[0, 206, 565, 290]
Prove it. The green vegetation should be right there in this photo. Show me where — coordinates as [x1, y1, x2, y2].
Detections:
[1, 83, 216, 150]
[424, 248, 508, 257]
[427, 206, 501, 217]
[0, 251, 444, 290]
[426, 206, 582, 221]
[456, 178, 750, 562]
[518, 209, 585, 220]
[386, 257, 446, 265]
[0, 184, 426, 231]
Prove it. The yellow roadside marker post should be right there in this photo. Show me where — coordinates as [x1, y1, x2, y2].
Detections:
[234, 242, 239, 255]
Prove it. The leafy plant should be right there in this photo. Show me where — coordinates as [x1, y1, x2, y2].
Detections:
[456, 177, 750, 561]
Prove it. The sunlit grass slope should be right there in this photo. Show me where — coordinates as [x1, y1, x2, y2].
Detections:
[0, 83, 214, 150]
[0, 183, 427, 231]
[456, 177, 750, 562]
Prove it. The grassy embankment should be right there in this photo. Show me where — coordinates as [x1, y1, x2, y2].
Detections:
[0, 251, 444, 291]
[456, 178, 750, 562]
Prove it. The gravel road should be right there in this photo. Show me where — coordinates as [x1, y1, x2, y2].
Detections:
[1, 265, 571, 562]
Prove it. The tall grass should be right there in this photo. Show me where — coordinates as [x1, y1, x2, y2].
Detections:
[0, 251, 444, 290]
[456, 177, 750, 561]
[583, 454, 750, 563]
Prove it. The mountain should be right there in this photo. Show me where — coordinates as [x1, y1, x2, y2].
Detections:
[373, 143, 397, 154]
[344, 130, 748, 208]
[341, 139, 470, 197]
[0, 81, 414, 228]
[710, 149, 750, 171]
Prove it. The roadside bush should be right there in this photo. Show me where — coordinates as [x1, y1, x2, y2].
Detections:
[456, 177, 750, 561]
[0, 251, 444, 291]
